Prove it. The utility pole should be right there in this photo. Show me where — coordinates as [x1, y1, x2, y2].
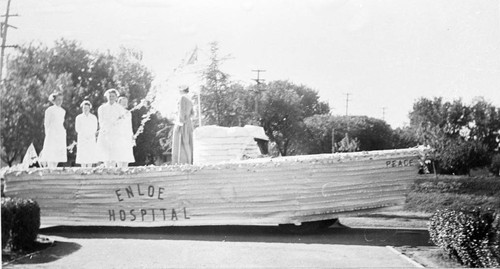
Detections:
[381, 107, 387, 121]
[1, 0, 18, 82]
[331, 128, 336, 153]
[344, 93, 350, 117]
[252, 69, 266, 115]
[343, 93, 352, 145]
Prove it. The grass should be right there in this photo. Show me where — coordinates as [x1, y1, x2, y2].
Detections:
[402, 175, 500, 268]
[404, 175, 500, 213]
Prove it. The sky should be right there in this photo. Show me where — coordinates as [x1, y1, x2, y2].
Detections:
[3, 0, 500, 127]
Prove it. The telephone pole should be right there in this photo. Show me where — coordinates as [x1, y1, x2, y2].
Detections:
[252, 69, 266, 115]
[382, 107, 387, 121]
[344, 93, 351, 116]
[344, 93, 351, 142]
[1, 0, 19, 82]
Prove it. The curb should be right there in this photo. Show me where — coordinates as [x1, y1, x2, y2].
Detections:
[386, 245, 425, 268]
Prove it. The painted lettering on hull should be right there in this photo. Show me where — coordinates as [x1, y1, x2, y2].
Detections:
[108, 207, 190, 222]
[385, 159, 416, 168]
[109, 184, 190, 222]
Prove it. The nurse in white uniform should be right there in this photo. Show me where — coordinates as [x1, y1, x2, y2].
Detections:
[75, 100, 98, 167]
[97, 89, 123, 168]
[40, 92, 67, 168]
[116, 96, 135, 168]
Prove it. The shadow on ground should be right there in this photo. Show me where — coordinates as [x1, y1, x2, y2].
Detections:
[4, 241, 81, 266]
[41, 223, 432, 247]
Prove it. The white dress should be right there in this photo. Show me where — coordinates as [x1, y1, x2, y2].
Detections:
[115, 110, 135, 163]
[97, 103, 125, 162]
[40, 105, 67, 163]
[75, 113, 98, 164]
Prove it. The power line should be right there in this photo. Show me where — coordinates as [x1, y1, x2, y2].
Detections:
[1, 0, 19, 82]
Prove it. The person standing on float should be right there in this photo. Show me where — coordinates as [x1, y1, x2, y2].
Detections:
[75, 100, 98, 167]
[116, 96, 135, 168]
[97, 89, 124, 168]
[40, 92, 67, 168]
[171, 86, 194, 164]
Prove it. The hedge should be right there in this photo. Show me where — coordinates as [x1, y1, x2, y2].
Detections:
[1, 198, 13, 249]
[429, 208, 500, 268]
[1, 197, 41, 250]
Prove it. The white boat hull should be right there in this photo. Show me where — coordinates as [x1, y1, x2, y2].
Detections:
[4, 148, 426, 227]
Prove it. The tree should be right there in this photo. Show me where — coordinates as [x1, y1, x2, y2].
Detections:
[113, 47, 153, 104]
[408, 97, 499, 174]
[197, 42, 257, 127]
[132, 108, 170, 165]
[468, 97, 500, 151]
[439, 138, 490, 175]
[301, 114, 335, 154]
[113, 47, 158, 165]
[391, 127, 419, 149]
[1, 40, 161, 166]
[302, 115, 395, 154]
[199, 42, 232, 126]
[1, 42, 73, 166]
[257, 80, 329, 156]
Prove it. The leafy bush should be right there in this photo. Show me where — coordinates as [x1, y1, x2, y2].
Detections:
[491, 154, 500, 176]
[438, 139, 491, 175]
[1, 197, 41, 250]
[1, 198, 13, 249]
[429, 208, 500, 268]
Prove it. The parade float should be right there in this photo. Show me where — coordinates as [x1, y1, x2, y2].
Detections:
[3, 124, 429, 232]
[0, 44, 431, 233]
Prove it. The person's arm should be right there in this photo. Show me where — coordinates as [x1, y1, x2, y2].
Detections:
[44, 107, 53, 133]
[75, 115, 81, 134]
[127, 112, 135, 146]
[181, 96, 192, 122]
[175, 97, 185, 126]
[62, 109, 66, 130]
[97, 106, 105, 133]
[92, 115, 98, 133]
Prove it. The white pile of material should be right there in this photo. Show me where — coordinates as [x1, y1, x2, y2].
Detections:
[193, 125, 268, 165]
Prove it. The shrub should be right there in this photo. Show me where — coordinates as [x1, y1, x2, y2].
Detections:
[1, 197, 41, 250]
[491, 154, 500, 176]
[1, 197, 14, 249]
[429, 208, 500, 268]
[439, 139, 491, 175]
[11, 198, 41, 250]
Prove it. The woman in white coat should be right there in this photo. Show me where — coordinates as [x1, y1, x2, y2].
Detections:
[40, 92, 67, 168]
[75, 100, 98, 167]
[116, 96, 135, 168]
[97, 88, 124, 168]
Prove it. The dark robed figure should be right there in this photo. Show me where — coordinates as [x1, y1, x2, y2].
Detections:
[172, 86, 194, 164]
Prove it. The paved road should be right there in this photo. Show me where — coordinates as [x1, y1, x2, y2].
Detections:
[4, 224, 431, 268]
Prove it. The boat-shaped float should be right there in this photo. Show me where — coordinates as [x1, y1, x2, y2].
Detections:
[4, 147, 428, 232]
